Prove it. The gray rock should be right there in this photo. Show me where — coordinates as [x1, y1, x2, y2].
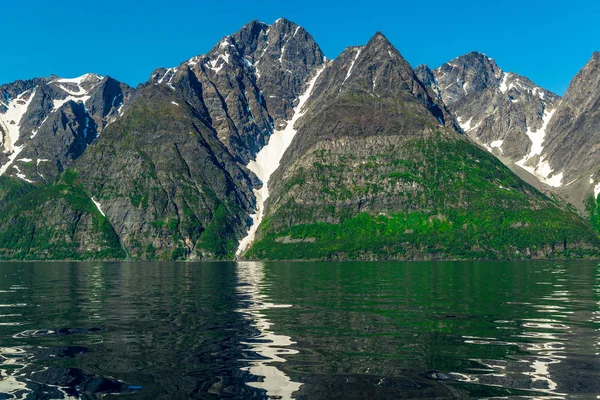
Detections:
[0, 75, 133, 184]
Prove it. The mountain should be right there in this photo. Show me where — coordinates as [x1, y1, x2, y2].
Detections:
[0, 74, 133, 184]
[0, 18, 326, 261]
[243, 34, 599, 261]
[0, 20, 598, 261]
[416, 52, 562, 188]
[147, 18, 325, 164]
[421, 52, 600, 216]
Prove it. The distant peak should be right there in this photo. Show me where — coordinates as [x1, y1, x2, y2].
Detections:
[367, 31, 390, 44]
[442, 51, 501, 73]
[274, 17, 293, 26]
[51, 73, 104, 84]
[243, 19, 268, 30]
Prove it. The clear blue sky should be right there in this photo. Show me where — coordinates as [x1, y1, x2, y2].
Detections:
[3, 0, 599, 95]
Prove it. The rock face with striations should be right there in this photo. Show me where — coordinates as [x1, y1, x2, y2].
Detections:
[148, 18, 325, 164]
[417, 52, 561, 187]
[244, 34, 598, 260]
[538, 53, 600, 209]
[0, 74, 133, 184]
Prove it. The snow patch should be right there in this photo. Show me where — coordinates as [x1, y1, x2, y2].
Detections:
[0, 89, 39, 175]
[499, 73, 510, 93]
[12, 165, 33, 183]
[0, 89, 36, 152]
[52, 74, 102, 96]
[516, 108, 562, 187]
[219, 38, 232, 49]
[91, 198, 106, 217]
[457, 116, 474, 131]
[171, 101, 179, 106]
[278, 34, 289, 64]
[343, 49, 362, 84]
[236, 67, 325, 256]
[206, 53, 231, 73]
[490, 140, 504, 153]
[187, 56, 200, 66]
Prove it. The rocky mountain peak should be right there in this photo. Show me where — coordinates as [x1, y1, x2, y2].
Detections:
[146, 18, 326, 164]
[561, 51, 600, 111]
[0, 74, 133, 184]
[334, 32, 425, 97]
[433, 51, 503, 105]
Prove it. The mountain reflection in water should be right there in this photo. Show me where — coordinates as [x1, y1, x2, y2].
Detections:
[236, 262, 302, 399]
[0, 261, 597, 399]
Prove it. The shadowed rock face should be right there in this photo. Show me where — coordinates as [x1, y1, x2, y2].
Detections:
[541, 53, 600, 202]
[0, 75, 133, 184]
[244, 34, 599, 261]
[68, 84, 257, 260]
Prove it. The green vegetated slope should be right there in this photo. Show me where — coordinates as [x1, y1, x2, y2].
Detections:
[0, 176, 36, 209]
[0, 171, 124, 260]
[246, 35, 600, 261]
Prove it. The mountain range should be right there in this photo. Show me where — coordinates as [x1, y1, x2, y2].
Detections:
[1, 18, 599, 261]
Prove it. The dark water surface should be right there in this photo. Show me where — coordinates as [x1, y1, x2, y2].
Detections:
[0, 261, 598, 399]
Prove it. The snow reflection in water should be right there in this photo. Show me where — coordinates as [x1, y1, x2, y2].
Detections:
[0, 346, 79, 399]
[457, 265, 593, 399]
[236, 261, 302, 399]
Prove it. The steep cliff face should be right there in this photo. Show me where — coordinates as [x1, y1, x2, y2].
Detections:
[541, 53, 600, 210]
[0, 170, 125, 260]
[148, 18, 325, 164]
[68, 85, 257, 260]
[0, 74, 133, 184]
[417, 52, 562, 188]
[244, 35, 599, 261]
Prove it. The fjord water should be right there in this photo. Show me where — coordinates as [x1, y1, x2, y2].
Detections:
[0, 262, 598, 399]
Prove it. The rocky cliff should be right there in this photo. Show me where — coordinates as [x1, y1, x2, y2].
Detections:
[0, 74, 133, 184]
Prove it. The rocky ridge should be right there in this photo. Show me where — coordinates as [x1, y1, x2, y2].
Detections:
[0, 74, 133, 184]
[416, 52, 562, 187]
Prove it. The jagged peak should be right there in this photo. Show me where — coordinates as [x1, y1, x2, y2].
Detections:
[415, 64, 434, 75]
[50, 73, 104, 84]
[364, 31, 394, 50]
[562, 50, 600, 105]
[242, 19, 269, 30]
[439, 51, 501, 72]
[273, 17, 294, 26]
